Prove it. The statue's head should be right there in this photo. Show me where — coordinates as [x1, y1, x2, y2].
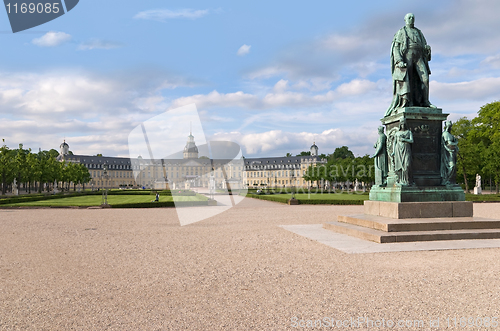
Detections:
[404, 13, 415, 26]
[444, 120, 452, 131]
[378, 126, 385, 133]
[399, 119, 407, 130]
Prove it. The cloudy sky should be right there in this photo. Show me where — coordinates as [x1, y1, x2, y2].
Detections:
[1, 0, 499, 158]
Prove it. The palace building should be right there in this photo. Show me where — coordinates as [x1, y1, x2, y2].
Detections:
[243, 142, 325, 188]
[58, 133, 326, 190]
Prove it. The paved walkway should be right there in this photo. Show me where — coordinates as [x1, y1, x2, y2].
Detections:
[1, 199, 499, 330]
[281, 224, 500, 254]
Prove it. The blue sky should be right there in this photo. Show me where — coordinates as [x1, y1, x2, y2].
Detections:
[1, 0, 500, 158]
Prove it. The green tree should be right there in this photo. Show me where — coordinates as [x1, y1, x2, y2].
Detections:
[471, 101, 500, 193]
[296, 151, 311, 156]
[14, 144, 30, 193]
[74, 163, 91, 191]
[329, 146, 354, 161]
[355, 154, 375, 185]
[303, 164, 320, 187]
[452, 117, 481, 192]
[0, 140, 15, 195]
[25, 151, 38, 193]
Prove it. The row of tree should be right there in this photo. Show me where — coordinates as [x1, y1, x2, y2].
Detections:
[0, 142, 91, 195]
[453, 101, 500, 193]
[301, 146, 374, 187]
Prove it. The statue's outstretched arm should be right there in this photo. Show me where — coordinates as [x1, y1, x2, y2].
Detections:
[406, 131, 414, 144]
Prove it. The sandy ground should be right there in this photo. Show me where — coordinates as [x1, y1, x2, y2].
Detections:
[1, 198, 499, 330]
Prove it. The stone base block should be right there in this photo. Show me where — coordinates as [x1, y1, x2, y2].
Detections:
[207, 199, 218, 206]
[288, 198, 299, 205]
[474, 187, 482, 195]
[324, 218, 500, 243]
[364, 200, 473, 219]
[369, 185, 465, 202]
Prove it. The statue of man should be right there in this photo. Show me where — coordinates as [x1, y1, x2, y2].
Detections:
[372, 126, 389, 186]
[476, 174, 482, 188]
[440, 120, 459, 185]
[392, 119, 414, 185]
[385, 13, 436, 117]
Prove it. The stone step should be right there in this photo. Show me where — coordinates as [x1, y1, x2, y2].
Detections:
[338, 214, 500, 232]
[324, 221, 500, 243]
[364, 200, 473, 219]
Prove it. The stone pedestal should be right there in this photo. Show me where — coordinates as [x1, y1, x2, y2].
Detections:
[382, 107, 448, 187]
[474, 187, 482, 195]
[369, 185, 465, 202]
[372, 107, 464, 202]
[364, 200, 472, 219]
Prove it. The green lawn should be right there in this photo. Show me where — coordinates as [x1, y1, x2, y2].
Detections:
[278, 193, 369, 200]
[4, 194, 207, 207]
[465, 193, 500, 202]
[246, 192, 368, 205]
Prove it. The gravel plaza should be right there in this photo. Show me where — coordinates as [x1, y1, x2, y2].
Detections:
[1, 198, 499, 330]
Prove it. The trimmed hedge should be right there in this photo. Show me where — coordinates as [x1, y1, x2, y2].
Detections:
[245, 194, 365, 205]
[110, 200, 208, 208]
[103, 189, 195, 196]
[0, 189, 198, 205]
[246, 194, 289, 203]
[297, 199, 364, 205]
[0, 191, 99, 205]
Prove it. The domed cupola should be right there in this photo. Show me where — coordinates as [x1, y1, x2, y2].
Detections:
[310, 142, 318, 156]
[183, 131, 199, 159]
[60, 140, 69, 156]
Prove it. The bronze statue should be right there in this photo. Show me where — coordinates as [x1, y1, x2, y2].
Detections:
[386, 13, 436, 117]
[372, 126, 389, 186]
[392, 119, 413, 185]
[440, 121, 458, 185]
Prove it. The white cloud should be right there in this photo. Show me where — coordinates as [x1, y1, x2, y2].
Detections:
[78, 39, 123, 51]
[169, 90, 259, 110]
[0, 69, 197, 156]
[291, 78, 334, 92]
[422, 0, 500, 56]
[246, 66, 285, 80]
[481, 54, 500, 69]
[0, 117, 134, 157]
[210, 128, 376, 157]
[32, 31, 72, 47]
[169, 79, 382, 110]
[0, 70, 193, 120]
[432, 77, 500, 101]
[134, 9, 209, 21]
[273, 79, 288, 92]
[237, 44, 251, 56]
[336, 79, 378, 96]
